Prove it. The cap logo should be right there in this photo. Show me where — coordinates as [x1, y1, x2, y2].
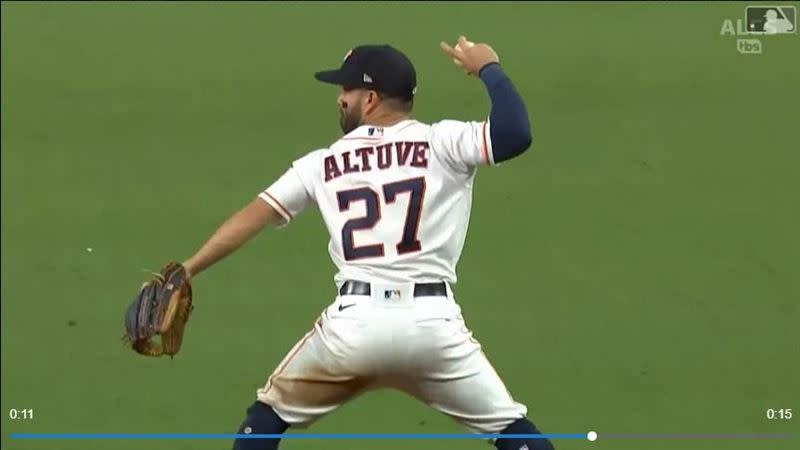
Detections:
[363, 73, 373, 83]
[343, 49, 353, 62]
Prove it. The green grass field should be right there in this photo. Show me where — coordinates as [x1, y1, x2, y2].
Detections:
[2, 2, 799, 449]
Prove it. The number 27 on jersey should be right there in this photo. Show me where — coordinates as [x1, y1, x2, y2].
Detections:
[337, 177, 425, 261]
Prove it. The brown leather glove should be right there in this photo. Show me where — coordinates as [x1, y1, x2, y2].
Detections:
[123, 262, 193, 357]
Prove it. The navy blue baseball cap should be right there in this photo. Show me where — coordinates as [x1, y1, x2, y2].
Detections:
[314, 45, 417, 101]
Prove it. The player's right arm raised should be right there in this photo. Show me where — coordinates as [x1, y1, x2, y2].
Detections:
[440, 36, 532, 163]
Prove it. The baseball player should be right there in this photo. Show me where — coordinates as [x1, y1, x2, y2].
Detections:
[180, 36, 552, 450]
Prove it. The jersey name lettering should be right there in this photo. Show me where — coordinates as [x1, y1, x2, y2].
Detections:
[324, 141, 429, 182]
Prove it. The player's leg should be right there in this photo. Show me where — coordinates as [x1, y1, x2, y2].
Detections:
[233, 400, 288, 450]
[494, 416, 554, 450]
[233, 310, 374, 450]
[401, 310, 554, 450]
[405, 354, 553, 450]
[257, 318, 372, 424]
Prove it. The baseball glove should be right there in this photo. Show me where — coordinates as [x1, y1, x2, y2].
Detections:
[123, 262, 193, 357]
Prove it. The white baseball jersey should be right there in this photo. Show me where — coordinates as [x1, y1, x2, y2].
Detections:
[254, 118, 529, 433]
[259, 119, 495, 284]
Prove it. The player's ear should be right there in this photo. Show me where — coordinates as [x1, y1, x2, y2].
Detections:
[364, 90, 381, 113]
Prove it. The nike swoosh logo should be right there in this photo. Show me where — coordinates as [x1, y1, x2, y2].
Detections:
[338, 303, 356, 312]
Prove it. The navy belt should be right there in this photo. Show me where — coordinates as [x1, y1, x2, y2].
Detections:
[339, 281, 448, 297]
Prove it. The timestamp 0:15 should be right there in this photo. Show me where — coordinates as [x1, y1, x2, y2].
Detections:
[766, 408, 792, 420]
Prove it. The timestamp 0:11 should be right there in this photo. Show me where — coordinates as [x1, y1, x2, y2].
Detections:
[8, 409, 34, 420]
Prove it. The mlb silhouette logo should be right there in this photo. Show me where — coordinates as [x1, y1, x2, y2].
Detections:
[384, 289, 401, 299]
[746, 6, 796, 34]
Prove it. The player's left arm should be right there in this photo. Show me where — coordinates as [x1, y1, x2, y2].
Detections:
[182, 198, 283, 279]
[182, 150, 321, 279]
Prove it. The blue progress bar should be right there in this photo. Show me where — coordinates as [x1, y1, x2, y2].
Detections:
[9, 433, 584, 440]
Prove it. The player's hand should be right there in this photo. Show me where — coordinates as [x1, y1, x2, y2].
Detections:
[440, 36, 499, 76]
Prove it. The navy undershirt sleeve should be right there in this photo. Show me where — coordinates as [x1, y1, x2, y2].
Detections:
[478, 63, 532, 163]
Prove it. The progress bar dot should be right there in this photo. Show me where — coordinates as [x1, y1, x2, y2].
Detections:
[587, 431, 598, 442]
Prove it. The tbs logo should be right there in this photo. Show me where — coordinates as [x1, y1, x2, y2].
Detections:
[721, 6, 796, 54]
[736, 39, 762, 54]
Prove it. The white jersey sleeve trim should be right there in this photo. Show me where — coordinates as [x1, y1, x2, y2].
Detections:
[429, 119, 496, 172]
[258, 190, 293, 224]
[481, 119, 496, 166]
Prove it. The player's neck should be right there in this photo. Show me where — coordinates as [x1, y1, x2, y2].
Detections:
[362, 111, 411, 128]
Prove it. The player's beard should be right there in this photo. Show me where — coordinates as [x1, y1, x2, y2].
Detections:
[339, 101, 363, 134]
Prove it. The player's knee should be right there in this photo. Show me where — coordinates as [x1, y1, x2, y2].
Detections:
[232, 401, 289, 450]
[494, 417, 555, 450]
